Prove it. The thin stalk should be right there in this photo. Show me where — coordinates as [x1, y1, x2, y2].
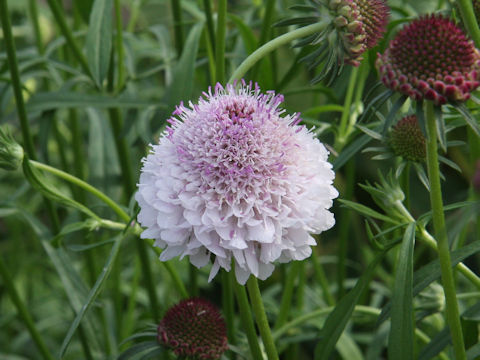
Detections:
[233, 280, 264, 360]
[274, 262, 299, 330]
[246, 277, 279, 360]
[0, 0, 60, 233]
[1, 0, 36, 158]
[222, 271, 236, 352]
[45, 0, 91, 78]
[170, 0, 184, 56]
[296, 262, 306, 310]
[456, 0, 480, 47]
[120, 256, 141, 350]
[311, 247, 335, 306]
[29, 160, 130, 221]
[0, 257, 55, 360]
[126, 0, 143, 32]
[425, 101, 466, 360]
[335, 67, 359, 151]
[336, 160, 355, 299]
[28, 0, 44, 54]
[202, 0, 216, 53]
[229, 22, 328, 82]
[215, 0, 227, 84]
[251, 0, 276, 81]
[394, 199, 480, 291]
[29, 159, 188, 303]
[114, 0, 126, 91]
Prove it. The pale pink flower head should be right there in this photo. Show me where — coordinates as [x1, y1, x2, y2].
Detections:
[136, 81, 338, 284]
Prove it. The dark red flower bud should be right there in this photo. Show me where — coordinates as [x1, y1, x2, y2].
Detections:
[157, 298, 228, 359]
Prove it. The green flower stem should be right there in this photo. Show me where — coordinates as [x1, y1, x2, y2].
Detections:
[0, 0, 60, 233]
[28, 0, 44, 54]
[170, 0, 184, 56]
[233, 280, 264, 360]
[215, 0, 227, 84]
[202, 0, 216, 53]
[29, 160, 130, 221]
[336, 160, 355, 299]
[246, 277, 279, 360]
[425, 101, 466, 360]
[251, 0, 276, 81]
[394, 199, 480, 290]
[229, 21, 328, 83]
[29, 159, 189, 300]
[456, 0, 480, 47]
[274, 262, 299, 330]
[0, 257, 55, 360]
[114, 0, 126, 92]
[271, 304, 449, 360]
[222, 271, 236, 351]
[0, 0, 35, 159]
[420, 228, 480, 289]
[311, 248, 335, 306]
[120, 256, 141, 350]
[335, 66, 359, 151]
[126, 0, 143, 33]
[45, 0, 91, 78]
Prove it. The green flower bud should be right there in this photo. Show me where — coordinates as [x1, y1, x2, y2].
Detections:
[0, 127, 24, 171]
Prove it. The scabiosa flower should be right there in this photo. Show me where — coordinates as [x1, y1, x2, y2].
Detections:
[389, 115, 426, 162]
[157, 298, 228, 359]
[376, 14, 480, 106]
[277, 0, 389, 82]
[136, 81, 338, 284]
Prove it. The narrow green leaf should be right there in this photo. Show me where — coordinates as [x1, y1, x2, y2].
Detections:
[333, 133, 373, 170]
[67, 238, 116, 251]
[388, 223, 416, 360]
[118, 341, 162, 360]
[314, 251, 387, 360]
[228, 13, 257, 54]
[336, 333, 364, 360]
[59, 233, 125, 357]
[418, 327, 450, 360]
[164, 22, 203, 115]
[378, 240, 480, 325]
[382, 95, 407, 135]
[338, 199, 398, 224]
[40, 241, 101, 353]
[51, 220, 100, 246]
[455, 103, 480, 136]
[86, 0, 113, 87]
[466, 343, 480, 360]
[27, 92, 163, 112]
[435, 106, 447, 152]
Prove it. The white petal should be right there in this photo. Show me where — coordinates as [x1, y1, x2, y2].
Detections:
[244, 248, 259, 277]
[234, 264, 251, 285]
[257, 262, 275, 280]
[190, 249, 210, 268]
[159, 245, 185, 261]
[208, 259, 221, 282]
[160, 228, 190, 244]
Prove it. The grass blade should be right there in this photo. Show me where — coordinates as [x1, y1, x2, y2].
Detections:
[59, 233, 126, 357]
[388, 222, 416, 360]
[86, 0, 113, 87]
[314, 250, 387, 360]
